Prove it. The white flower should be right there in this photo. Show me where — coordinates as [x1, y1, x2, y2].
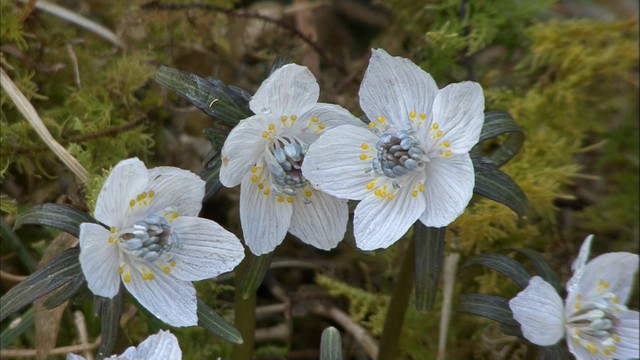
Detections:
[79, 158, 245, 327]
[67, 330, 181, 360]
[509, 235, 639, 359]
[302, 49, 484, 250]
[219, 63, 362, 255]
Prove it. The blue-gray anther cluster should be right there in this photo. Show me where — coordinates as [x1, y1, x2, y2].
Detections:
[567, 294, 624, 343]
[268, 141, 308, 196]
[373, 130, 424, 178]
[121, 215, 174, 262]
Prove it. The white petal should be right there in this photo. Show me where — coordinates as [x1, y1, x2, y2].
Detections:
[566, 342, 605, 360]
[613, 310, 640, 358]
[359, 49, 438, 130]
[122, 330, 182, 360]
[79, 223, 121, 298]
[353, 176, 426, 250]
[419, 154, 474, 227]
[566, 234, 594, 303]
[94, 158, 148, 227]
[508, 276, 565, 346]
[142, 166, 205, 218]
[295, 103, 364, 144]
[302, 125, 380, 200]
[289, 189, 348, 251]
[239, 172, 293, 255]
[220, 115, 270, 187]
[168, 216, 244, 281]
[122, 258, 198, 327]
[250, 64, 319, 116]
[429, 82, 484, 154]
[574, 252, 639, 305]
[66, 354, 85, 360]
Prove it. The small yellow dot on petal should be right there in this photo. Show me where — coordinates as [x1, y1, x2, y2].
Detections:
[304, 190, 312, 197]
[409, 111, 416, 118]
[148, 191, 155, 198]
[286, 196, 294, 203]
[268, 124, 276, 131]
[264, 189, 271, 196]
[262, 131, 269, 138]
[361, 143, 370, 150]
[170, 261, 177, 267]
[123, 273, 131, 283]
[129, 199, 135, 207]
[377, 116, 386, 124]
[108, 236, 116, 244]
[277, 196, 284, 203]
[586, 342, 598, 354]
[163, 267, 171, 274]
[359, 154, 370, 161]
[311, 116, 319, 123]
[432, 122, 439, 130]
[251, 175, 259, 183]
[318, 123, 326, 130]
[368, 122, 376, 129]
[281, 115, 288, 122]
[290, 115, 297, 121]
[110, 226, 117, 233]
[420, 113, 427, 120]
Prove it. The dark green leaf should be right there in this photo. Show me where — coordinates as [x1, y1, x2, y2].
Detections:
[240, 252, 275, 299]
[197, 299, 243, 344]
[95, 289, 124, 360]
[414, 225, 446, 312]
[475, 110, 525, 167]
[14, 203, 99, 238]
[320, 326, 343, 360]
[0, 247, 83, 321]
[472, 155, 528, 217]
[502, 248, 563, 294]
[1, 217, 38, 272]
[201, 149, 223, 199]
[269, 56, 292, 74]
[538, 343, 569, 359]
[0, 307, 35, 349]
[155, 66, 253, 126]
[457, 293, 521, 336]
[461, 253, 532, 288]
[43, 274, 87, 309]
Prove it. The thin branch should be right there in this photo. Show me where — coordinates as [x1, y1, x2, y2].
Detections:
[0, 341, 100, 358]
[17, 0, 123, 48]
[1, 67, 89, 183]
[1, 116, 149, 157]
[437, 253, 460, 360]
[140, 1, 348, 74]
[74, 311, 93, 360]
[0, 269, 28, 282]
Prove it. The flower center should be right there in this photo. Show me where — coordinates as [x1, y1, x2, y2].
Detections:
[566, 292, 626, 356]
[267, 138, 308, 196]
[119, 214, 177, 263]
[373, 129, 425, 178]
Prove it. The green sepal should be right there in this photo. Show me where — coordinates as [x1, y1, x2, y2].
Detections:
[95, 288, 124, 360]
[0, 306, 35, 349]
[474, 110, 525, 167]
[240, 252, 275, 299]
[155, 66, 253, 126]
[457, 293, 522, 336]
[460, 253, 532, 289]
[14, 203, 100, 238]
[320, 326, 343, 360]
[472, 155, 528, 217]
[0, 247, 83, 321]
[197, 299, 243, 344]
[501, 248, 563, 294]
[413, 224, 446, 312]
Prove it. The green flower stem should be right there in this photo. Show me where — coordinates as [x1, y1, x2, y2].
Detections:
[376, 229, 417, 360]
[231, 256, 257, 360]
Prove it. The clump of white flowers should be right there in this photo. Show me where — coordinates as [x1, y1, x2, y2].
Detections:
[67, 330, 181, 360]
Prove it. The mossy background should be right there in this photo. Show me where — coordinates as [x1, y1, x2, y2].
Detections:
[1, 0, 638, 359]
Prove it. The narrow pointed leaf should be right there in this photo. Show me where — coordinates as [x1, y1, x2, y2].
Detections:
[269, 56, 292, 74]
[457, 293, 521, 336]
[14, 203, 99, 238]
[1, 217, 37, 272]
[502, 248, 563, 294]
[0, 247, 82, 321]
[475, 110, 525, 167]
[320, 326, 343, 360]
[201, 149, 223, 199]
[472, 155, 528, 217]
[460, 253, 532, 289]
[240, 252, 275, 299]
[0, 307, 35, 349]
[155, 66, 253, 126]
[414, 225, 446, 312]
[197, 299, 243, 344]
[43, 275, 87, 309]
[94, 289, 123, 360]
